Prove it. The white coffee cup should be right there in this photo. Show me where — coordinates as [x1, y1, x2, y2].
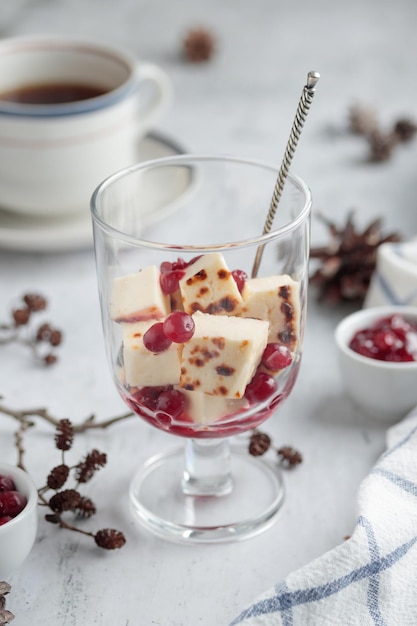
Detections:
[0, 35, 172, 217]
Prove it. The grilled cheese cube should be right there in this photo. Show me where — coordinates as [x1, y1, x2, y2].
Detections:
[122, 321, 180, 387]
[241, 275, 299, 350]
[179, 311, 268, 399]
[179, 388, 249, 424]
[110, 265, 170, 322]
[179, 252, 243, 316]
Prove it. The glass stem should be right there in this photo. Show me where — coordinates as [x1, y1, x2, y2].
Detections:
[182, 438, 233, 497]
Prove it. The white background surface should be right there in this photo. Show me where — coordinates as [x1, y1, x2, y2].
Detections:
[0, 1, 416, 624]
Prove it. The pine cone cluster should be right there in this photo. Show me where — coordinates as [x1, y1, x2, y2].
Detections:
[348, 104, 417, 162]
[248, 430, 302, 469]
[2, 292, 62, 365]
[42, 418, 126, 550]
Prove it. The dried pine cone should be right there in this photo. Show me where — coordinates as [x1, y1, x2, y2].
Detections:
[0, 582, 14, 624]
[55, 419, 74, 451]
[75, 450, 107, 484]
[393, 118, 417, 142]
[12, 307, 30, 326]
[44, 353, 57, 366]
[310, 212, 401, 303]
[23, 293, 47, 312]
[248, 431, 271, 456]
[183, 28, 215, 62]
[47, 464, 70, 490]
[94, 528, 126, 550]
[36, 323, 62, 346]
[49, 489, 81, 513]
[73, 496, 96, 519]
[277, 446, 303, 468]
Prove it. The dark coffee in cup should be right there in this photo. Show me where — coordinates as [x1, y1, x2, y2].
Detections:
[0, 82, 108, 105]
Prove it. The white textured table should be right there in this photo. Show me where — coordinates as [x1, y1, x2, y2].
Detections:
[1, 1, 417, 624]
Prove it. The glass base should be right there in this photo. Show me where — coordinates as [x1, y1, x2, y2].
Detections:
[129, 445, 285, 543]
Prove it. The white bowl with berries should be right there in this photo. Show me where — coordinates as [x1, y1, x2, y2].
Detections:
[0, 463, 38, 579]
[335, 305, 417, 422]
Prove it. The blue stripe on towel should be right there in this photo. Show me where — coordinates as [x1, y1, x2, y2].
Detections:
[372, 468, 417, 497]
[358, 516, 388, 626]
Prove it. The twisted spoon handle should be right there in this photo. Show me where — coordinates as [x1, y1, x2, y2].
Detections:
[251, 71, 320, 277]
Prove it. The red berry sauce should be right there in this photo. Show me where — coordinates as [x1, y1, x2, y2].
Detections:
[349, 314, 417, 362]
[0, 475, 27, 526]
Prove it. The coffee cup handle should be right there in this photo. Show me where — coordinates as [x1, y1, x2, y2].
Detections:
[134, 62, 172, 133]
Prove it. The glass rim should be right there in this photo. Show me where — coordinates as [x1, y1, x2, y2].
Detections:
[90, 154, 312, 252]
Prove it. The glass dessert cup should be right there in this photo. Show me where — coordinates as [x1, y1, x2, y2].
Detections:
[91, 155, 311, 543]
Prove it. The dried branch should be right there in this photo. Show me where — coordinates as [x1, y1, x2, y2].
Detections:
[0, 401, 134, 433]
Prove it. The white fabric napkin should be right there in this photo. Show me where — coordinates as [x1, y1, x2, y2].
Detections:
[230, 409, 417, 625]
[364, 240, 417, 308]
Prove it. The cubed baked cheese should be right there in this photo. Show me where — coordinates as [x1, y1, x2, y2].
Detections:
[122, 321, 180, 387]
[110, 265, 170, 322]
[179, 311, 269, 399]
[179, 252, 243, 316]
[241, 275, 299, 350]
[179, 388, 249, 424]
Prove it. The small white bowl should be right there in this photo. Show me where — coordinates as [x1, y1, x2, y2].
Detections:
[335, 305, 417, 422]
[0, 463, 38, 580]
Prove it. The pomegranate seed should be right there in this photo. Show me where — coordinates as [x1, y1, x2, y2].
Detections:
[0, 475, 15, 492]
[231, 269, 248, 293]
[143, 323, 172, 353]
[156, 388, 186, 419]
[245, 371, 277, 403]
[163, 312, 195, 343]
[262, 343, 293, 370]
[0, 490, 27, 517]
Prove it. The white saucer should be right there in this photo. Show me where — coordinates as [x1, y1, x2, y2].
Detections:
[0, 132, 189, 253]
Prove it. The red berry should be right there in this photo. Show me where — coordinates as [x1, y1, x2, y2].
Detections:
[262, 343, 293, 370]
[231, 269, 248, 293]
[172, 258, 188, 270]
[0, 516, 13, 526]
[143, 323, 172, 353]
[160, 269, 186, 295]
[163, 312, 195, 343]
[0, 490, 27, 517]
[156, 388, 186, 419]
[133, 386, 167, 411]
[245, 371, 277, 403]
[0, 475, 16, 492]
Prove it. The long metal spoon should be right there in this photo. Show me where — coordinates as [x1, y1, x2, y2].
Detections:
[251, 70, 320, 277]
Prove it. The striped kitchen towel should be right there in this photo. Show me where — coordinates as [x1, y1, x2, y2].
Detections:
[364, 240, 417, 308]
[230, 409, 417, 625]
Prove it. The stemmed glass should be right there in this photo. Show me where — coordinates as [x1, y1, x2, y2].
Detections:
[91, 155, 311, 543]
